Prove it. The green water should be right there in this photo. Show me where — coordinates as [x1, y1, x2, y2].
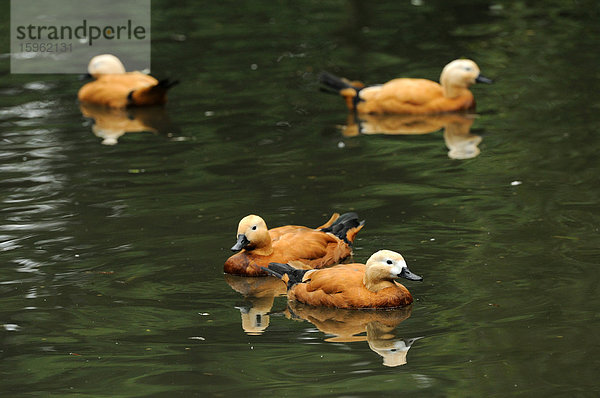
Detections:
[1, 1, 600, 396]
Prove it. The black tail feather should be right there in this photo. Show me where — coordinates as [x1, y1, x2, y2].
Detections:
[319, 71, 353, 93]
[319, 212, 365, 244]
[155, 78, 179, 90]
[261, 262, 309, 289]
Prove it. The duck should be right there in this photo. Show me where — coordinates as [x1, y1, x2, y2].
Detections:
[263, 250, 422, 309]
[320, 59, 492, 115]
[78, 54, 178, 108]
[224, 212, 365, 277]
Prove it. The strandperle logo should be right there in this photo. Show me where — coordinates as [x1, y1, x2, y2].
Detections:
[11, 0, 150, 74]
[15, 19, 147, 46]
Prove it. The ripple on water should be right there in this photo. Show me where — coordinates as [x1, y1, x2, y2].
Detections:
[0, 101, 57, 120]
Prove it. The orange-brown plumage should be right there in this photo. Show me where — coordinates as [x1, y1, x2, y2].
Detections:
[290, 263, 413, 308]
[224, 213, 364, 277]
[321, 59, 491, 115]
[78, 54, 176, 108]
[266, 250, 422, 309]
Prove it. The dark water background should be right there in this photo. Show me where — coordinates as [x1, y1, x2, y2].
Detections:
[1, 1, 599, 396]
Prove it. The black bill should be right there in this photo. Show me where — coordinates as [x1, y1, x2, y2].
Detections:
[475, 74, 493, 84]
[231, 234, 250, 251]
[398, 267, 423, 281]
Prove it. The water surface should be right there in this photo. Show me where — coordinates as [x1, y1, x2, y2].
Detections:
[1, 1, 599, 396]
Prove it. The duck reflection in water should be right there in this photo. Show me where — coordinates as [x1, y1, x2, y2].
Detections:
[224, 274, 286, 335]
[79, 103, 178, 145]
[287, 302, 421, 367]
[341, 113, 482, 160]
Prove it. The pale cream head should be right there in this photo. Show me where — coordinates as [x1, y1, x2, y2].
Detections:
[365, 250, 410, 280]
[439, 59, 481, 97]
[363, 250, 422, 292]
[236, 215, 268, 241]
[87, 54, 126, 77]
[232, 214, 272, 254]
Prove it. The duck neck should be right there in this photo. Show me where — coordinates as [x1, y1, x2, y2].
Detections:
[363, 270, 396, 292]
[248, 236, 273, 256]
[443, 84, 470, 99]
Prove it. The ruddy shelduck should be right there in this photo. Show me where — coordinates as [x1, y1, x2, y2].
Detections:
[78, 54, 177, 108]
[263, 250, 422, 309]
[224, 212, 364, 277]
[321, 59, 492, 114]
